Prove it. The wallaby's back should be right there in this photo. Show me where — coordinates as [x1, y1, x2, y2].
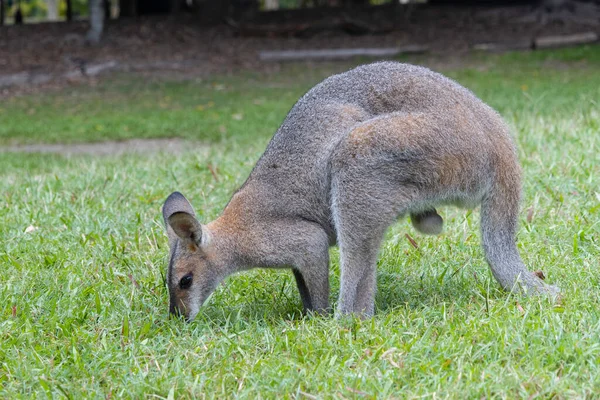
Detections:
[244, 62, 506, 227]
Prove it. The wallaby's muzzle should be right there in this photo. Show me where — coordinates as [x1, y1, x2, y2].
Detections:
[169, 304, 193, 322]
[169, 297, 190, 321]
[169, 302, 180, 317]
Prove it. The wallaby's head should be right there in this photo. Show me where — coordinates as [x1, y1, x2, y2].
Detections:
[162, 192, 222, 321]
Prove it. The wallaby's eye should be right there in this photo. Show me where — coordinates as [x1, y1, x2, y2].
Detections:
[179, 273, 193, 290]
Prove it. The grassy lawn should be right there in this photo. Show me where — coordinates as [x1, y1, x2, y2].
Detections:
[1, 45, 599, 398]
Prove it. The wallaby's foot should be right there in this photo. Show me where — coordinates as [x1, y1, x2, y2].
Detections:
[301, 303, 330, 317]
[336, 260, 378, 318]
[335, 310, 374, 322]
[411, 209, 443, 235]
[542, 284, 561, 301]
[486, 253, 562, 302]
[529, 271, 561, 301]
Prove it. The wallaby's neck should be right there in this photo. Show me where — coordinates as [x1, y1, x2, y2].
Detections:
[205, 188, 267, 274]
[207, 183, 318, 276]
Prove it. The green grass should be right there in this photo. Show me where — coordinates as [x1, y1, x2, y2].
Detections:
[1, 45, 599, 398]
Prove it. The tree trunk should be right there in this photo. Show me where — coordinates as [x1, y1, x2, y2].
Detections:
[199, 0, 231, 25]
[119, 0, 137, 17]
[15, 7, 23, 24]
[170, 0, 181, 14]
[86, 0, 105, 44]
[66, 0, 73, 21]
[47, 0, 59, 20]
[343, 0, 369, 6]
[0, 0, 4, 27]
[104, 0, 111, 19]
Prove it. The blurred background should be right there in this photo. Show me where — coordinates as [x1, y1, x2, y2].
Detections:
[0, 0, 598, 93]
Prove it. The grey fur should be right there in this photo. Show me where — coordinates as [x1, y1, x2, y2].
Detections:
[162, 61, 559, 321]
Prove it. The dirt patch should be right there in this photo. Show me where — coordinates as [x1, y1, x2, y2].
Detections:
[0, 138, 200, 156]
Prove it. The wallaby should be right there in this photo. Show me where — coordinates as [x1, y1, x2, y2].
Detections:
[162, 61, 559, 321]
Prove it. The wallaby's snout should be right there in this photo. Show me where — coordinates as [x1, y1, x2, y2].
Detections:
[169, 300, 193, 322]
[169, 300, 182, 319]
[168, 290, 187, 320]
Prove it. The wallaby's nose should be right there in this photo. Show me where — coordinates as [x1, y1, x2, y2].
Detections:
[169, 301, 183, 318]
[169, 301, 192, 322]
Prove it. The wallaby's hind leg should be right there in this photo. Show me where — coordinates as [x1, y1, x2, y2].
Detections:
[330, 156, 408, 317]
[332, 205, 390, 317]
[329, 115, 441, 317]
[481, 168, 560, 297]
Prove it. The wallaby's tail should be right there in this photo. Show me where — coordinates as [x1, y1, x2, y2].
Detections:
[411, 209, 443, 235]
[480, 152, 558, 296]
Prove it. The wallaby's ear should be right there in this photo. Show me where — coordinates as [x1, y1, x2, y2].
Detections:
[162, 192, 202, 243]
[167, 212, 203, 243]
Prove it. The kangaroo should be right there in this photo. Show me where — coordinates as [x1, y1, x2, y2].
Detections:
[162, 61, 559, 321]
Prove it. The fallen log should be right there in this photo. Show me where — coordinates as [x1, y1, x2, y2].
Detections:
[228, 16, 394, 38]
[472, 40, 533, 52]
[534, 32, 598, 49]
[259, 46, 428, 62]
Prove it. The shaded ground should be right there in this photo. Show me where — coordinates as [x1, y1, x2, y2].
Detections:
[1, 4, 598, 96]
